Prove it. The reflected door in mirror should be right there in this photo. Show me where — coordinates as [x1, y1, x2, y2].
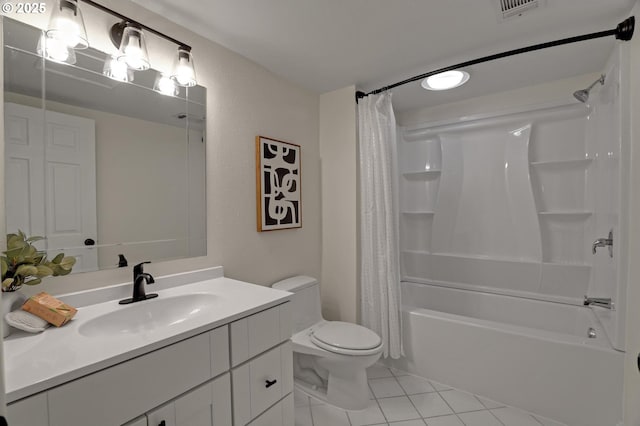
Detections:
[5, 103, 98, 272]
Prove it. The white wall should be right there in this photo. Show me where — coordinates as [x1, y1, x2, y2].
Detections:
[319, 86, 357, 322]
[4, 0, 321, 294]
[623, 2, 640, 424]
[397, 73, 600, 126]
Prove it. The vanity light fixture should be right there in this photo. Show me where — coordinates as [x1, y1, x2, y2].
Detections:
[421, 70, 470, 91]
[171, 47, 197, 87]
[37, 34, 77, 64]
[114, 23, 150, 71]
[46, 0, 89, 49]
[39, 0, 198, 86]
[103, 54, 134, 82]
[154, 73, 179, 96]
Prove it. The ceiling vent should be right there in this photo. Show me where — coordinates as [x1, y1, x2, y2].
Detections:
[495, 0, 545, 21]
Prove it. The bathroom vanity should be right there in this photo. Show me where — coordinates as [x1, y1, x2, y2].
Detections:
[3, 267, 293, 426]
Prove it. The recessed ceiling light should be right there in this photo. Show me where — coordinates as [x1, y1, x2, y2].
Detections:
[421, 70, 470, 91]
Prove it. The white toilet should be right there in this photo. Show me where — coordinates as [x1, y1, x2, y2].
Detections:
[272, 275, 383, 410]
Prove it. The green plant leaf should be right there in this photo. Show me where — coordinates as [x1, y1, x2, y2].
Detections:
[15, 264, 38, 277]
[7, 233, 23, 250]
[59, 256, 76, 271]
[1, 258, 6, 280]
[22, 245, 36, 260]
[5, 246, 24, 260]
[3, 231, 75, 285]
[24, 277, 41, 286]
[36, 265, 53, 277]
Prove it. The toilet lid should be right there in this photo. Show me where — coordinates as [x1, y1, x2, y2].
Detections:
[310, 321, 382, 350]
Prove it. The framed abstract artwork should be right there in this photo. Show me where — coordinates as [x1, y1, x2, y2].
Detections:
[255, 136, 302, 231]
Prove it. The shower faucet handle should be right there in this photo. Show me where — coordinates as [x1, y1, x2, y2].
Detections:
[592, 230, 613, 257]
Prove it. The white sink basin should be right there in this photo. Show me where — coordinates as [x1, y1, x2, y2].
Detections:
[78, 293, 217, 337]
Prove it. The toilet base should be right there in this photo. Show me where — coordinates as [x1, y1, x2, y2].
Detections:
[325, 367, 369, 410]
[293, 350, 381, 410]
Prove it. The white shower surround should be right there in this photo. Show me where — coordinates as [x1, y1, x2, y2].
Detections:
[400, 102, 597, 301]
[398, 45, 626, 347]
[390, 281, 623, 426]
[395, 46, 627, 426]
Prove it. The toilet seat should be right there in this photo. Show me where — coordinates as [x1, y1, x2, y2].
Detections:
[310, 321, 382, 356]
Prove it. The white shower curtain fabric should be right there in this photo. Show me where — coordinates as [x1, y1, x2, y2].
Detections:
[358, 92, 403, 359]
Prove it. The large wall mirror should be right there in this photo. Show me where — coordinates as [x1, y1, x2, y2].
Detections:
[3, 17, 207, 273]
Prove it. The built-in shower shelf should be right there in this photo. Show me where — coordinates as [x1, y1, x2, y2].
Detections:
[538, 211, 592, 218]
[402, 211, 435, 215]
[402, 170, 441, 179]
[529, 158, 593, 168]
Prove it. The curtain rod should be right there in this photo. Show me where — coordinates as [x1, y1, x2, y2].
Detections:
[356, 16, 635, 101]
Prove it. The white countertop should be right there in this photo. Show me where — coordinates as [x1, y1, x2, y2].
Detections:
[3, 267, 292, 403]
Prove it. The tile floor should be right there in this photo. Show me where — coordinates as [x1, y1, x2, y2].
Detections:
[294, 364, 566, 426]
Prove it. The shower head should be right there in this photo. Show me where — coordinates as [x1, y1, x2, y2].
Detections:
[573, 74, 605, 103]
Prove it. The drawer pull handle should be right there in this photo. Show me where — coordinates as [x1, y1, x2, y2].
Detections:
[265, 379, 278, 388]
[159, 421, 166, 426]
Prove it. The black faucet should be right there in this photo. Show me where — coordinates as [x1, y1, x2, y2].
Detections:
[119, 261, 158, 305]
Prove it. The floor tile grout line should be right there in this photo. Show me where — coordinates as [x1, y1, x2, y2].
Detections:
[488, 409, 507, 426]
[362, 365, 561, 426]
[372, 368, 424, 423]
[434, 387, 468, 425]
[372, 390, 390, 426]
[399, 376, 428, 422]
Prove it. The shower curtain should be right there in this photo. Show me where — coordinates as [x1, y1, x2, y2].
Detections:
[358, 92, 403, 359]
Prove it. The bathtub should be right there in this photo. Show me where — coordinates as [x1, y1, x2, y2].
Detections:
[389, 281, 624, 426]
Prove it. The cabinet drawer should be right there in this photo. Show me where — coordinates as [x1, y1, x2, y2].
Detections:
[48, 332, 211, 426]
[230, 302, 291, 366]
[232, 342, 293, 425]
[6, 393, 48, 426]
[247, 393, 293, 426]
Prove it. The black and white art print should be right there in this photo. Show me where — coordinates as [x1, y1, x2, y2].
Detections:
[256, 136, 302, 231]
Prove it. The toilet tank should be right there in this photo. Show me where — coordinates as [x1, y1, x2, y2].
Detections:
[272, 275, 322, 333]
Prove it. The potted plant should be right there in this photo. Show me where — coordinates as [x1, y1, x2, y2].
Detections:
[1, 230, 76, 337]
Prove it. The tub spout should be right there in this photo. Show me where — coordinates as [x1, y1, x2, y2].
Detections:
[584, 296, 614, 310]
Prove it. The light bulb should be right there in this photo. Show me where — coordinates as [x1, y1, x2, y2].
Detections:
[37, 35, 76, 64]
[46, 0, 88, 49]
[154, 73, 178, 96]
[103, 55, 133, 82]
[117, 25, 150, 71]
[171, 48, 196, 87]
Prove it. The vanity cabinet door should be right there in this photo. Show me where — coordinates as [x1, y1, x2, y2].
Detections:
[48, 332, 211, 426]
[211, 373, 232, 425]
[6, 393, 48, 426]
[146, 401, 175, 426]
[174, 380, 212, 426]
[145, 374, 231, 426]
[247, 393, 293, 426]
